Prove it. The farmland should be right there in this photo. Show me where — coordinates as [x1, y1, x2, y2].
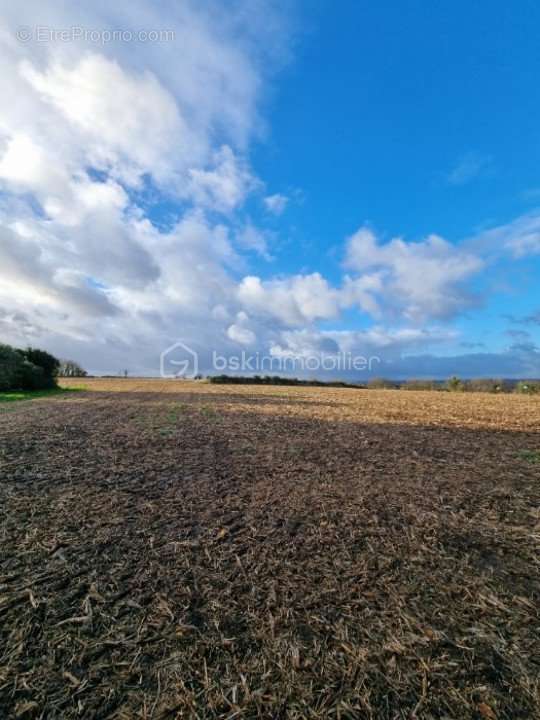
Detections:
[1, 378, 539, 719]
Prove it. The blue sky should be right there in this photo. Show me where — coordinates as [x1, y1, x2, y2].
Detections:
[0, 1, 539, 378]
[254, 1, 540, 372]
[254, 1, 539, 267]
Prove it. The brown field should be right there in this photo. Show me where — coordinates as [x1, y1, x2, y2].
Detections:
[1, 378, 539, 719]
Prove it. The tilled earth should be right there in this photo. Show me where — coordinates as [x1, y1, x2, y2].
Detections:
[0, 380, 539, 719]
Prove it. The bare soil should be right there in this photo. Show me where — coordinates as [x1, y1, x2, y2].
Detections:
[1, 379, 539, 719]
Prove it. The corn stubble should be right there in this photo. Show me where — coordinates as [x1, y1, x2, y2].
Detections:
[1, 379, 539, 718]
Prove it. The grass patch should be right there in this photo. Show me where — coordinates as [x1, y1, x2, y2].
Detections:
[153, 404, 190, 433]
[0, 386, 86, 403]
[518, 449, 540, 464]
[166, 404, 188, 422]
[200, 404, 217, 417]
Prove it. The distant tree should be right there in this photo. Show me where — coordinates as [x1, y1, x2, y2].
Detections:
[58, 360, 88, 378]
[466, 378, 508, 393]
[367, 377, 396, 389]
[123, 369, 129, 378]
[401, 379, 438, 391]
[446, 376, 465, 392]
[207, 375, 360, 388]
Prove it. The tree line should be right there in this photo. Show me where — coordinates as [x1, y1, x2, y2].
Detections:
[208, 374, 540, 394]
[0, 344, 86, 391]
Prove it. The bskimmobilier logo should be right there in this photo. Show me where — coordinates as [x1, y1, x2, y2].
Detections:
[160, 341, 199, 379]
[160, 341, 381, 379]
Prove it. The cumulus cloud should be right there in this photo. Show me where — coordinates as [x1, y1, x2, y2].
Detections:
[227, 312, 257, 345]
[187, 145, 258, 212]
[21, 54, 199, 188]
[0, 1, 284, 369]
[237, 273, 341, 326]
[344, 227, 483, 322]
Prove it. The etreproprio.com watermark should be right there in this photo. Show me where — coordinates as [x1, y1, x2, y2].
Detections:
[16, 26, 176, 44]
[160, 341, 381, 380]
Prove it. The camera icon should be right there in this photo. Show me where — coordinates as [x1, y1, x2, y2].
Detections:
[160, 341, 199, 379]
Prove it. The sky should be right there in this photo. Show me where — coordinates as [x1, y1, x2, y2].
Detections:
[0, 0, 539, 379]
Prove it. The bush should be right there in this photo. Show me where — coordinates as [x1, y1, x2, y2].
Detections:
[446, 376, 466, 392]
[21, 361, 48, 390]
[0, 344, 59, 391]
[18, 348, 59, 385]
[514, 380, 540, 395]
[0, 344, 23, 391]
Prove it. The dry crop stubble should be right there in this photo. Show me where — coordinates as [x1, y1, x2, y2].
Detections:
[0, 379, 539, 718]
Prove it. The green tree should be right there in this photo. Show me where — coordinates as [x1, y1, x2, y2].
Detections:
[18, 347, 59, 383]
[0, 344, 60, 390]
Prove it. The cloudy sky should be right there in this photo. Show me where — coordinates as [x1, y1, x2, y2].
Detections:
[0, 0, 539, 379]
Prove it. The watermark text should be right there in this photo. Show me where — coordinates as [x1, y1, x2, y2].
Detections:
[16, 26, 175, 44]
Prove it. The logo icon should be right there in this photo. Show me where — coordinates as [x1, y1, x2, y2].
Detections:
[160, 341, 198, 379]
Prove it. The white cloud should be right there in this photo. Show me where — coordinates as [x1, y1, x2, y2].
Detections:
[471, 212, 540, 259]
[20, 54, 201, 188]
[227, 311, 256, 345]
[187, 145, 258, 212]
[340, 273, 385, 317]
[344, 227, 483, 321]
[267, 325, 459, 380]
[496, 215, 540, 258]
[0, 0, 272, 213]
[264, 193, 288, 215]
[236, 223, 272, 260]
[0, 1, 286, 372]
[237, 273, 340, 326]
